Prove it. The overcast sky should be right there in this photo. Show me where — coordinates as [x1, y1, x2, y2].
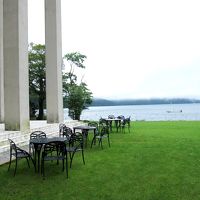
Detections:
[28, 0, 200, 100]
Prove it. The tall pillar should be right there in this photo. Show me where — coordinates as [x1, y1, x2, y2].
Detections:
[45, 0, 63, 123]
[0, 0, 4, 123]
[3, 0, 30, 131]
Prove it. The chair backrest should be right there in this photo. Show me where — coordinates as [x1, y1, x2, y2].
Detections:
[117, 115, 125, 120]
[123, 116, 131, 124]
[70, 132, 84, 149]
[99, 118, 107, 124]
[30, 131, 46, 139]
[62, 126, 73, 139]
[59, 123, 67, 136]
[99, 118, 109, 127]
[8, 138, 17, 153]
[108, 115, 115, 119]
[126, 116, 131, 123]
[8, 138, 26, 156]
[100, 125, 109, 136]
[88, 121, 98, 128]
[43, 141, 66, 157]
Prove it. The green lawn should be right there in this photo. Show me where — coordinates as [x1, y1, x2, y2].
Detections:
[1, 121, 200, 200]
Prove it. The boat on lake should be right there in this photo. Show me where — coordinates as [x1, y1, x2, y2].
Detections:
[166, 109, 182, 113]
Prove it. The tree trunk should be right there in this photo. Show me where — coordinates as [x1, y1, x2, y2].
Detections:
[75, 112, 80, 120]
[37, 97, 44, 120]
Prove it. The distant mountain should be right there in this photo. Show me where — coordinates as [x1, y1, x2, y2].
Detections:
[91, 98, 114, 106]
[91, 98, 200, 107]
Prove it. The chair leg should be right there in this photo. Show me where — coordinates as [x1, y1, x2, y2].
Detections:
[108, 136, 111, 147]
[91, 136, 96, 148]
[98, 138, 101, 147]
[98, 138, 103, 149]
[14, 158, 17, 176]
[101, 138, 103, 149]
[85, 136, 87, 148]
[26, 157, 30, 168]
[41, 159, 45, 179]
[69, 151, 72, 160]
[29, 156, 36, 171]
[85, 133, 89, 148]
[82, 150, 85, 165]
[41, 158, 43, 175]
[70, 152, 75, 168]
[56, 147, 59, 165]
[33, 151, 37, 172]
[8, 154, 12, 171]
[82, 131, 88, 148]
[66, 154, 68, 178]
[62, 159, 64, 171]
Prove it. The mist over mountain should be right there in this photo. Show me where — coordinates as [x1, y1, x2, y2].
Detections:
[91, 98, 200, 107]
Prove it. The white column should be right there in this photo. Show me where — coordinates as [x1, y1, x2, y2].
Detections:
[0, 0, 4, 123]
[45, 0, 63, 123]
[3, 0, 30, 131]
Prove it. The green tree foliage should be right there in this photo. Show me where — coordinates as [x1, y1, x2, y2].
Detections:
[63, 52, 86, 69]
[66, 83, 92, 120]
[29, 45, 93, 121]
[29, 43, 46, 120]
[63, 52, 93, 120]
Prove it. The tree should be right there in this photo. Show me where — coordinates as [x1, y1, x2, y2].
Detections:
[29, 43, 46, 120]
[63, 52, 93, 120]
[65, 83, 93, 120]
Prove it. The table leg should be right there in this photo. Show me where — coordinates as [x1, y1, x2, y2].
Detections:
[34, 144, 42, 173]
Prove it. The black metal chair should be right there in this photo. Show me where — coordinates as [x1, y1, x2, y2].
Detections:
[121, 116, 131, 133]
[30, 131, 46, 139]
[91, 125, 110, 149]
[88, 122, 99, 147]
[59, 123, 67, 137]
[8, 139, 35, 176]
[107, 115, 115, 132]
[86, 121, 98, 145]
[116, 115, 125, 132]
[108, 115, 115, 119]
[61, 126, 73, 140]
[66, 132, 85, 168]
[41, 141, 68, 179]
[99, 118, 109, 129]
[29, 131, 46, 159]
[88, 121, 99, 131]
[79, 124, 90, 148]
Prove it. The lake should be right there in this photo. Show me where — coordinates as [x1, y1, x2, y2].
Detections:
[64, 103, 200, 121]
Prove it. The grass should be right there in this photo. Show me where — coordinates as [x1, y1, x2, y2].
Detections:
[1, 121, 200, 200]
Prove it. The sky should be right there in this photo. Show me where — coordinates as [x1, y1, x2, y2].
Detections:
[28, 0, 200, 100]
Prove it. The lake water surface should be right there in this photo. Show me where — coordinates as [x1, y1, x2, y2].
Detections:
[64, 103, 200, 121]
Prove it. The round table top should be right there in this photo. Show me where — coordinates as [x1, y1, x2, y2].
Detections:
[73, 125, 97, 130]
[30, 137, 68, 144]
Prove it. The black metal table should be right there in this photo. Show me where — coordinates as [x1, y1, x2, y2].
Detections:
[73, 125, 97, 134]
[73, 125, 97, 147]
[29, 137, 68, 173]
[104, 118, 122, 132]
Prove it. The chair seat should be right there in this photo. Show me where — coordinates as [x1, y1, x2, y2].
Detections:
[14, 152, 29, 158]
[8, 138, 35, 176]
[66, 147, 82, 152]
[43, 155, 66, 161]
[95, 135, 108, 139]
[91, 125, 110, 149]
[65, 132, 85, 168]
[41, 141, 68, 178]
